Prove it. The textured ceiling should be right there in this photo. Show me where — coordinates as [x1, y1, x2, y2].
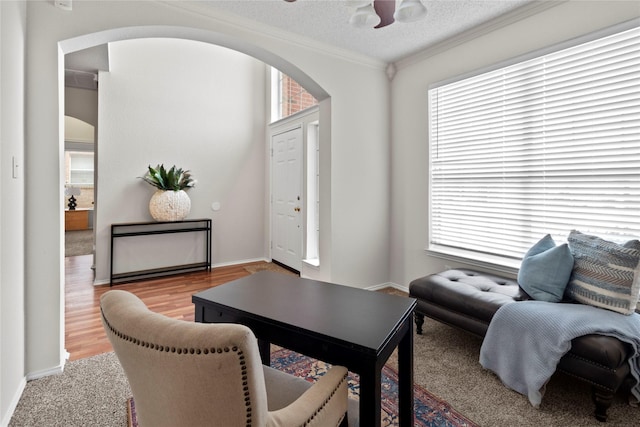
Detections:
[199, 0, 537, 63]
[65, 0, 542, 89]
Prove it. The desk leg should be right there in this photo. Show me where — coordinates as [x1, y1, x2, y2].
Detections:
[398, 319, 414, 427]
[359, 364, 382, 426]
[194, 305, 203, 323]
[258, 338, 270, 366]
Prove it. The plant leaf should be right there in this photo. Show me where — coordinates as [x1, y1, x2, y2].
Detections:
[140, 163, 195, 191]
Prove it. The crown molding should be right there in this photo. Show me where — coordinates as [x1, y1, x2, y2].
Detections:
[156, 0, 388, 71]
[394, 0, 566, 70]
[153, 1, 564, 75]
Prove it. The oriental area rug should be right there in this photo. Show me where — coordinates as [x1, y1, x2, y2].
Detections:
[127, 347, 478, 427]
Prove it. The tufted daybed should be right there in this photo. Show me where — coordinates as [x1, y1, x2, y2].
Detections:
[409, 269, 638, 422]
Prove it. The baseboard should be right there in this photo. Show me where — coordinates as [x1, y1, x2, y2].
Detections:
[213, 257, 270, 268]
[94, 260, 407, 295]
[26, 362, 64, 381]
[366, 282, 408, 293]
[0, 376, 26, 427]
[92, 258, 272, 286]
[13, 362, 66, 427]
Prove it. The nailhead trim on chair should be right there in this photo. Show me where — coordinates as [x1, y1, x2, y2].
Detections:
[302, 372, 349, 427]
[101, 308, 255, 427]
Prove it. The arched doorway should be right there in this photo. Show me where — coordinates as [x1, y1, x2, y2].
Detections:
[59, 26, 331, 359]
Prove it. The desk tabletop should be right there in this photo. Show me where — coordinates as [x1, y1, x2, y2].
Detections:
[193, 271, 416, 353]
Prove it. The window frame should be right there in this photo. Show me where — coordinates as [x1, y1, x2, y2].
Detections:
[270, 68, 319, 123]
[426, 20, 640, 273]
[66, 150, 95, 187]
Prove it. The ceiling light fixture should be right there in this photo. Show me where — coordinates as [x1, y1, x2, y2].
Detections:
[394, 0, 428, 22]
[349, 3, 382, 28]
[283, 0, 427, 29]
[346, 0, 428, 29]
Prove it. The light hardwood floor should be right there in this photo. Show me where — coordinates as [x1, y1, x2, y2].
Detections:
[64, 255, 272, 361]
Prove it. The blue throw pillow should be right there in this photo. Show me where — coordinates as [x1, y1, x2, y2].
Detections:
[565, 230, 640, 315]
[517, 234, 574, 302]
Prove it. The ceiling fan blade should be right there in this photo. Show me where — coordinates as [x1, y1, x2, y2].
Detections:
[374, 0, 396, 28]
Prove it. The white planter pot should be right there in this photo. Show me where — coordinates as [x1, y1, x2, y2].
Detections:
[149, 189, 191, 222]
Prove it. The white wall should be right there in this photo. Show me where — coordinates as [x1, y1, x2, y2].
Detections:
[0, 1, 26, 425]
[24, 0, 390, 380]
[95, 38, 267, 282]
[10, 0, 640, 424]
[389, 0, 640, 287]
[64, 116, 94, 143]
[66, 87, 98, 127]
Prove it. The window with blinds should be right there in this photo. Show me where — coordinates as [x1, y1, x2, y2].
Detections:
[428, 25, 640, 267]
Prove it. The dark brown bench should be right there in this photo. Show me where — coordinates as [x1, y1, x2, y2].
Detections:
[409, 269, 636, 422]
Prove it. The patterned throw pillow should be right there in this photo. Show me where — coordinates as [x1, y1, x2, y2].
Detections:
[566, 230, 640, 315]
[517, 234, 574, 302]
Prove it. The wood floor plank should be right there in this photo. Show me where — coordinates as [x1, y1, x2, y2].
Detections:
[64, 255, 270, 361]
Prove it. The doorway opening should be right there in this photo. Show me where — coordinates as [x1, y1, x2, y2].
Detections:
[57, 26, 331, 366]
[63, 116, 95, 260]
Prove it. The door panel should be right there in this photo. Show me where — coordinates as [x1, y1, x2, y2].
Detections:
[271, 127, 303, 271]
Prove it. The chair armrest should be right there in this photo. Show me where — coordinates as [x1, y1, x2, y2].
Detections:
[267, 366, 349, 427]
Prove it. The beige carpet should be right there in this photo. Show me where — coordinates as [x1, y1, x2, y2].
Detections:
[65, 230, 94, 257]
[9, 285, 639, 426]
[406, 317, 638, 426]
[375, 287, 637, 426]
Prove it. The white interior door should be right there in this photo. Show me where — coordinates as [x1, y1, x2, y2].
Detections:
[271, 127, 303, 271]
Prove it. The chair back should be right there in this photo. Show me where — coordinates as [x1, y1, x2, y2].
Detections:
[100, 290, 269, 427]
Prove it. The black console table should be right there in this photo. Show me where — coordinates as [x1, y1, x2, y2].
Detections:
[110, 219, 211, 285]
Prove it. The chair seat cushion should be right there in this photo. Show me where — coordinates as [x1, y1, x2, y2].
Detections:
[263, 364, 359, 426]
[264, 365, 311, 411]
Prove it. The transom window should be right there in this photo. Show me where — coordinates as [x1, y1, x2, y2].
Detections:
[428, 24, 640, 268]
[271, 68, 318, 122]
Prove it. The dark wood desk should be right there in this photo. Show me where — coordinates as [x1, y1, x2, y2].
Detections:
[193, 271, 416, 427]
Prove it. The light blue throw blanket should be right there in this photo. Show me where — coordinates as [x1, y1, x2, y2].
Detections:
[479, 301, 640, 407]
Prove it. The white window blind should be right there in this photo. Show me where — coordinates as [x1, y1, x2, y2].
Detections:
[429, 25, 640, 264]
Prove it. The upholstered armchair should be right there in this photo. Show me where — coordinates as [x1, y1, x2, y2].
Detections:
[100, 290, 349, 427]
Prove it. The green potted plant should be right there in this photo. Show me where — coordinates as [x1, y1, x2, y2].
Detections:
[141, 164, 196, 191]
[140, 164, 196, 221]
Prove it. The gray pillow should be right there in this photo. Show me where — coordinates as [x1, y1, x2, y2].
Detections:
[566, 230, 640, 315]
[517, 234, 574, 303]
